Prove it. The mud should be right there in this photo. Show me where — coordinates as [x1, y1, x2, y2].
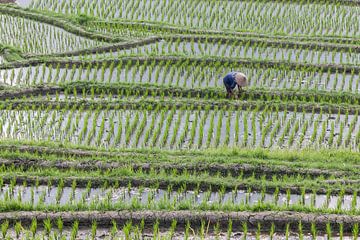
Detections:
[0, 210, 359, 232]
[0, 175, 357, 195]
[0, 0, 15, 3]
[0, 157, 348, 179]
[1, 226, 357, 240]
[0, 143, 152, 158]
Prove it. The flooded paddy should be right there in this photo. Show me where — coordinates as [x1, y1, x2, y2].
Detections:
[74, 40, 360, 65]
[0, 109, 358, 149]
[2, 184, 359, 211]
[0, 13, 101, 54]
[0, 63, 358, 93]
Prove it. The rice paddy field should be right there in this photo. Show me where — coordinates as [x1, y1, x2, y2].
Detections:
[0, 0, 360, 239]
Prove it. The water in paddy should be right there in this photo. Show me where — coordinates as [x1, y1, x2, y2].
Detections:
[3, 228, 355, 240]
[16, 0, 32, 7]
[0, 14, 100, 55]
[0, 65, 359, 93]
[29, 0, 359, 37]
[2, 185, 358, 211]
[74, 40, 360, 65]
[0, 109, 358, 149]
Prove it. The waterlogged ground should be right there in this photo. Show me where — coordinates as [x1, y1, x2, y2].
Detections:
[1, 64, 359, 93]
[0, 14, 101, 54]
[0, 109, 358, 149]
[28, 0, 360, 36]
[0, 184, 357, 211]
[74, 40, 360, 65]
[15, 0, 32, 7]
[2, 228, 355, 240]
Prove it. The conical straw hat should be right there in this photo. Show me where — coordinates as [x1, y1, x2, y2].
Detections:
[235, 72, 247, 87]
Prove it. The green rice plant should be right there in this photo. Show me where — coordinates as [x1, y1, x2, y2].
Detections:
[43, 218, 52, 237]
[337, 188, 345, 211]
[153, 220, 160, 240]
[214, 109, 223, 147]
[166, 220, 177, 239]
[340, 223, 344, 240]
[206, 110, 216, 148]
[256, 223, 261, 240]
[351, 191, 358, 213]
[57, 218, 63, 236]
[226, 219, 232, 240]
[91, 220, 97, 240]
[269, 222, 275, 240]
[353, 223, 359, 240]
[285, 223, 290, 240]
[1, 221, 8, 239]
[123, 221, 132, 240]
[326, 222, 332, 240]
[14, 221, 22, 239]
[30, 219, 37, 238]
[71, 220, 79, 240]
[184, 220, 190, 240]
[110, 220, 118, 240]
[242, 222, 247, 240]
[298, 221, 303, 240]
[55, 178, 65, 204]
[311, 222, 317, 239]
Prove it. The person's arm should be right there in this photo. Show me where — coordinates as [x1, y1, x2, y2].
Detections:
[227, 88, 233, 98]
[237, 84, 242, 92]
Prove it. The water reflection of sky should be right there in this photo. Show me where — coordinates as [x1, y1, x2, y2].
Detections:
[16, 0, 32, 7]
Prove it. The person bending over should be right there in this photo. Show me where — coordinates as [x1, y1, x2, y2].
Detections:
[223, 72, 248, 98]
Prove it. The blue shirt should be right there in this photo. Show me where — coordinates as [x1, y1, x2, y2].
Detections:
[223, 72, 237, 89]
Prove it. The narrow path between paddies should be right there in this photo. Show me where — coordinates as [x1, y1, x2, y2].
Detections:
[1, 210, 360, 232]
[0, 157, 349, 178]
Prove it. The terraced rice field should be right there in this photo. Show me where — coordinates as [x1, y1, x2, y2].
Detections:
[0, 0, 360, 238]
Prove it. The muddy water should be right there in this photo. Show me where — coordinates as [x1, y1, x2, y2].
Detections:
[0, 109, 358, 149]
[2, 228, 355, 240]
[0, 64, 358, 94]
[74, 40, 360, 65]
[2, 185, 358, 211]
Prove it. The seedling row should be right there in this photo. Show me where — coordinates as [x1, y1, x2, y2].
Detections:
[1, 182, 360, 212]
[73, 40, 360, 66]
[1, 61, 359, 93]
[29, 0, 360, 37]
[1, 217, 358, 240]
[0, 13, 101, 54]
[0, 107, 359, 150]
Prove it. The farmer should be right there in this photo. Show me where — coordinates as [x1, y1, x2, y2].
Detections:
[223, 72, 248, 98]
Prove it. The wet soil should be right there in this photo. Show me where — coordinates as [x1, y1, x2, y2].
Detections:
[0, 157, 348, 179]
[0, 175, 357, 196]
[0, 0, 15, 3]
[0, 210, 359, 232]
